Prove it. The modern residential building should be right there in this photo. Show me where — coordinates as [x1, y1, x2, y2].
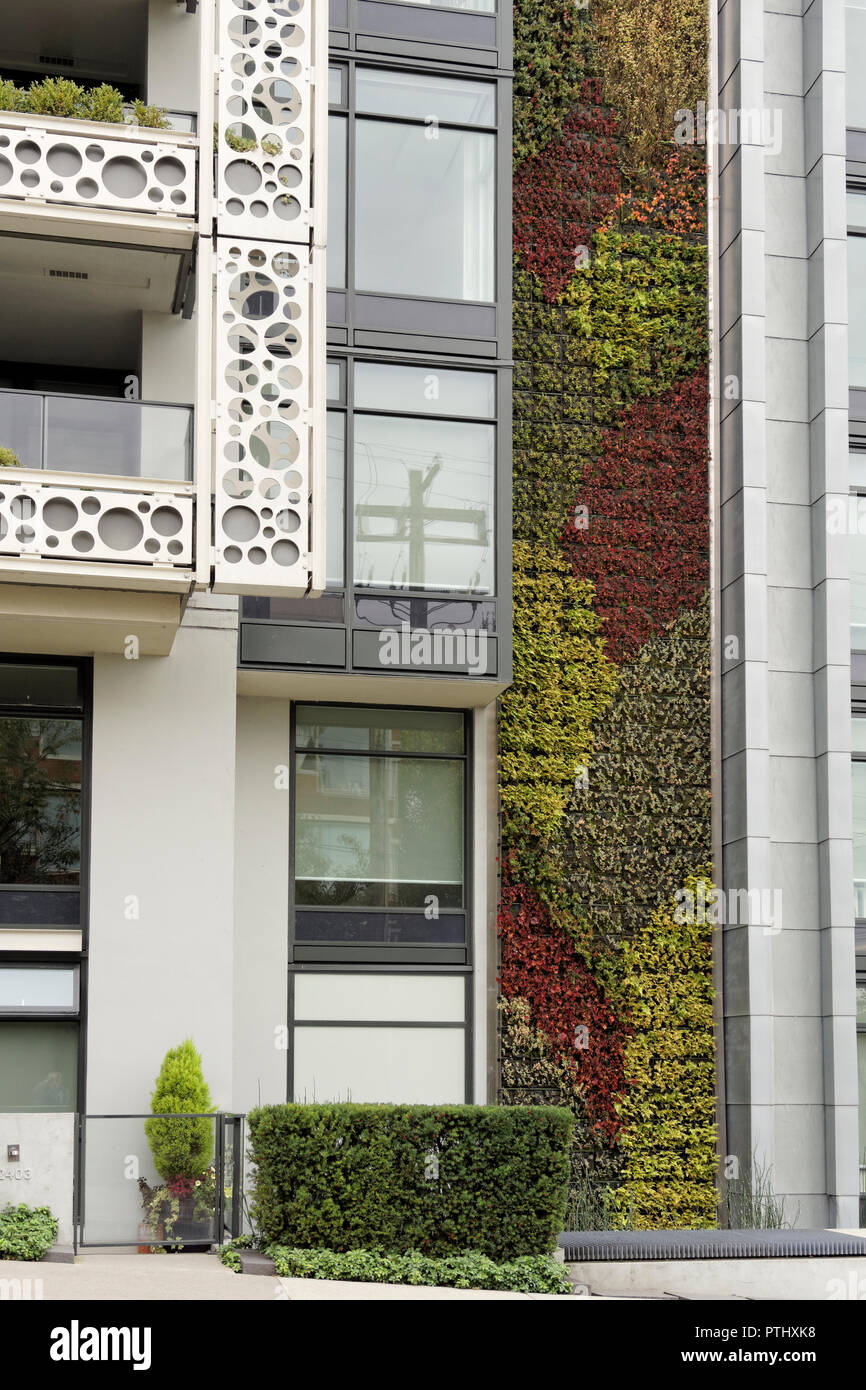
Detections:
[0, 0, 864, 1245]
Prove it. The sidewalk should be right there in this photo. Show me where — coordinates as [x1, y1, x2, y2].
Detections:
[0, 1250, 579, 1301]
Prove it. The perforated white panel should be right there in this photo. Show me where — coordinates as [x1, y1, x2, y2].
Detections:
[0, 480, 193, 566]
[213, 239, 311, 592]
[0, 116, 197, 219]
[216, 0, 312, 242]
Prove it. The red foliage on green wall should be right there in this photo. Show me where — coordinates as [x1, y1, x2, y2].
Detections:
[513, 81, 620, 302]
[498, 868, 627, 1141]
[561, 371, 709, 663]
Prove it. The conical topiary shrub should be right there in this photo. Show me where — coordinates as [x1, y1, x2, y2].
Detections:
[144, 1039, 214, 1181]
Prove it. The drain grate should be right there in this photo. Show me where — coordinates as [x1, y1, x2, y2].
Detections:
[559, 1228, 866, 1262]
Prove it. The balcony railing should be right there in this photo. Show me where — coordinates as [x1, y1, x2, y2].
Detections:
[0, 390, 194, 573]
[0, 389, 193, 482]
[0, 111, 198, 222]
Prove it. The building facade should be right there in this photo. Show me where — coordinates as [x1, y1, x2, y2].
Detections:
[0, 0, 864, 1242]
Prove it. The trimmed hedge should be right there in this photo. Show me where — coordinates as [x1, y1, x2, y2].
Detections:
[247, 1103, 573, 1261]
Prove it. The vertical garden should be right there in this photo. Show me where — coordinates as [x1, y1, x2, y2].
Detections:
[499, 0, 716, 1228]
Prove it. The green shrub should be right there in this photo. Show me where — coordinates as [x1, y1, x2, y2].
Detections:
[25, 77, 86, 119]
[130, 99, 171, 130]
[81, 82, 125, 124]
[144, 1038, 214, 1181]
[247, 1103, 572, 1261]
[0, 1203, 58, 1260]
[265, 1245, 572, 1294]
[0, 79, 26, 112]
[0, 446, 21, 468]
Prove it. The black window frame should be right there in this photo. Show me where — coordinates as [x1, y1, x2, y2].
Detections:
[289, 700, 472, 966]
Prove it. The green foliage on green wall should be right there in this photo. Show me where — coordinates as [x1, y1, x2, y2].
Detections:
[610, 877, 717, 1228]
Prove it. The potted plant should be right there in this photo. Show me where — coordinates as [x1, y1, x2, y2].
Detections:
[140, 1039, 216, 1250]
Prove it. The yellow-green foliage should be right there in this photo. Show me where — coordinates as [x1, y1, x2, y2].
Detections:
[499, 542, 617, 885]
[611, 877, 717, 1228]
[592, 0, 709, 165]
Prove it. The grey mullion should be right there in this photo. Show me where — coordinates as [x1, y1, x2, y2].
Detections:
[354, 110, 496, 136]
[294, 747, 465, 760]
[293, 1019, 465, 1028]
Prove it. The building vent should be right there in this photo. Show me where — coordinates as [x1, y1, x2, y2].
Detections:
[47, 269, 89, 280]
[38, 55, 75, 68]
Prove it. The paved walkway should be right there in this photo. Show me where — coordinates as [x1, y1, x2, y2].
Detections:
[0, 1250, 579, 1301]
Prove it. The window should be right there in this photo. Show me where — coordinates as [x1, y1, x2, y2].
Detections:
[859, 976, 866, 1221]
[849, 194, 866, 388]
[0, 965, 80, 1112]
[851, 451, 866, 651]
[328, 67, 496, 303]
[326, 359, 496, 595]
[848, 1, 866, 130]
[0, 661, 85, 928]
[292, 705, 466, 943]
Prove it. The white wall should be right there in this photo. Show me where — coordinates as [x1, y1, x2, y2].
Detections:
[232, 697, 290, 1111]
[86, 601, 238, 1117]
[140, 311, 197, 404]
[146, 0, 201, 112]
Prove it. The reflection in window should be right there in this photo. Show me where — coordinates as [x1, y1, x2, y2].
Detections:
[326, 411, 345, 586]
[295, 753, 464, 908]
[355, 120, 494, 301]
[354, 413, 494, 592]
[0, 1021, 77, 1111]
[851, 459, 866, 650]
[858, 979, 866, 1213]
[0, 718, 82, 885]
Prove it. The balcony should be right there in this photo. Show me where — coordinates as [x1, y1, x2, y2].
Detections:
[0, 389, 194, 592]
[0, 112, 198, 249]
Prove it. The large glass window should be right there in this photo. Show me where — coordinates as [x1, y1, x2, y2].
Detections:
[849, 195, 866, 388]
[329, 67, 496, 304]
[352, 361, 495, 594]
[854, 716, 866, 917]
[848, 1, 866, 130]
[293, 705, 465, 915]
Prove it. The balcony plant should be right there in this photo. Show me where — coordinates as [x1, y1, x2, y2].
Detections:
[0, 76, 170, 129]
[141, 1039, 216, 1249]
[0, 447, 21, 468]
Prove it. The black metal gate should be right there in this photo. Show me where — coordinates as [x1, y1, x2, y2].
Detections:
[74, 1112, 244, 1252]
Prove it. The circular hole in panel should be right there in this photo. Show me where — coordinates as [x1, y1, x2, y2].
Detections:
[151, 506, 184, 537]
[285, 470, 303, 488]
[248, 249, 266, 266]
[81, 496, 101, 515]
[277, 163, 301, 189]
[144, 538, 160, 554]
[249, 420, 298, 469]
[232, 0, 255, 10]
[228, 14, 261, 46]
[261, 383, 279, 401]
[259, 405, 272, 418]
[224, 468, 253, 499]
[0, 156, 11, 186]
[262, 162, 276, 175]
[50, 180, 62, 192]
[42, 498, 78, 532]
[46, 535, 59, 548]
[277, 398, 299, 420]
[148, 188, 164, 202]
[170, 190, 186, 205]
[278, 363, 302, 390]
[20, 170, 39, 188]
[141, 150, 154, 163]
[280, 57, 301, 78]
[230, 52, 256, 78]
[11, 495, 36, 520]
[97, 507, 144, 551]
[260, 479, 280, 500]
[224, 158, 261, 195]
[229, 425, 241, 437]
[15, 524, 36, 544]
[228, 397, 254, 421]
[167, 539, 184, 556]
[264, 320, 301, 357]
[102, 156, 147, 199]
[155, 156, 185, 187]
[275, 508, 301, 534]
[223, 545, 242, 563]
[280, 23, 304, 47]
[265, 181, 276, 193]
[137, 501, 150, 512]
[248, 547, 266, 564]
[15, 140, 40, 165]
[225, 357, 259, 392]
[46, 143, 82, 177]
[261, 507, 274, 520]
[229, 270, 278, 319]
[272, 250, 299, 279]
[225, 198, 244, 215]
[250, 200, 268, 218]
[0, 134, 9, 147]
[262, 526, 275, 538]
[223, 439, 246, 464]
[225, 121, 257, 151]
[271, 539, 300, 567]
[85, 144, 105, 162]
[222, 505, 260, 542]
[273, 192, 301, 223]
[287, 491, 300, 503]
[227, 95, 248, 118]
[72, 531, 94, 553]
